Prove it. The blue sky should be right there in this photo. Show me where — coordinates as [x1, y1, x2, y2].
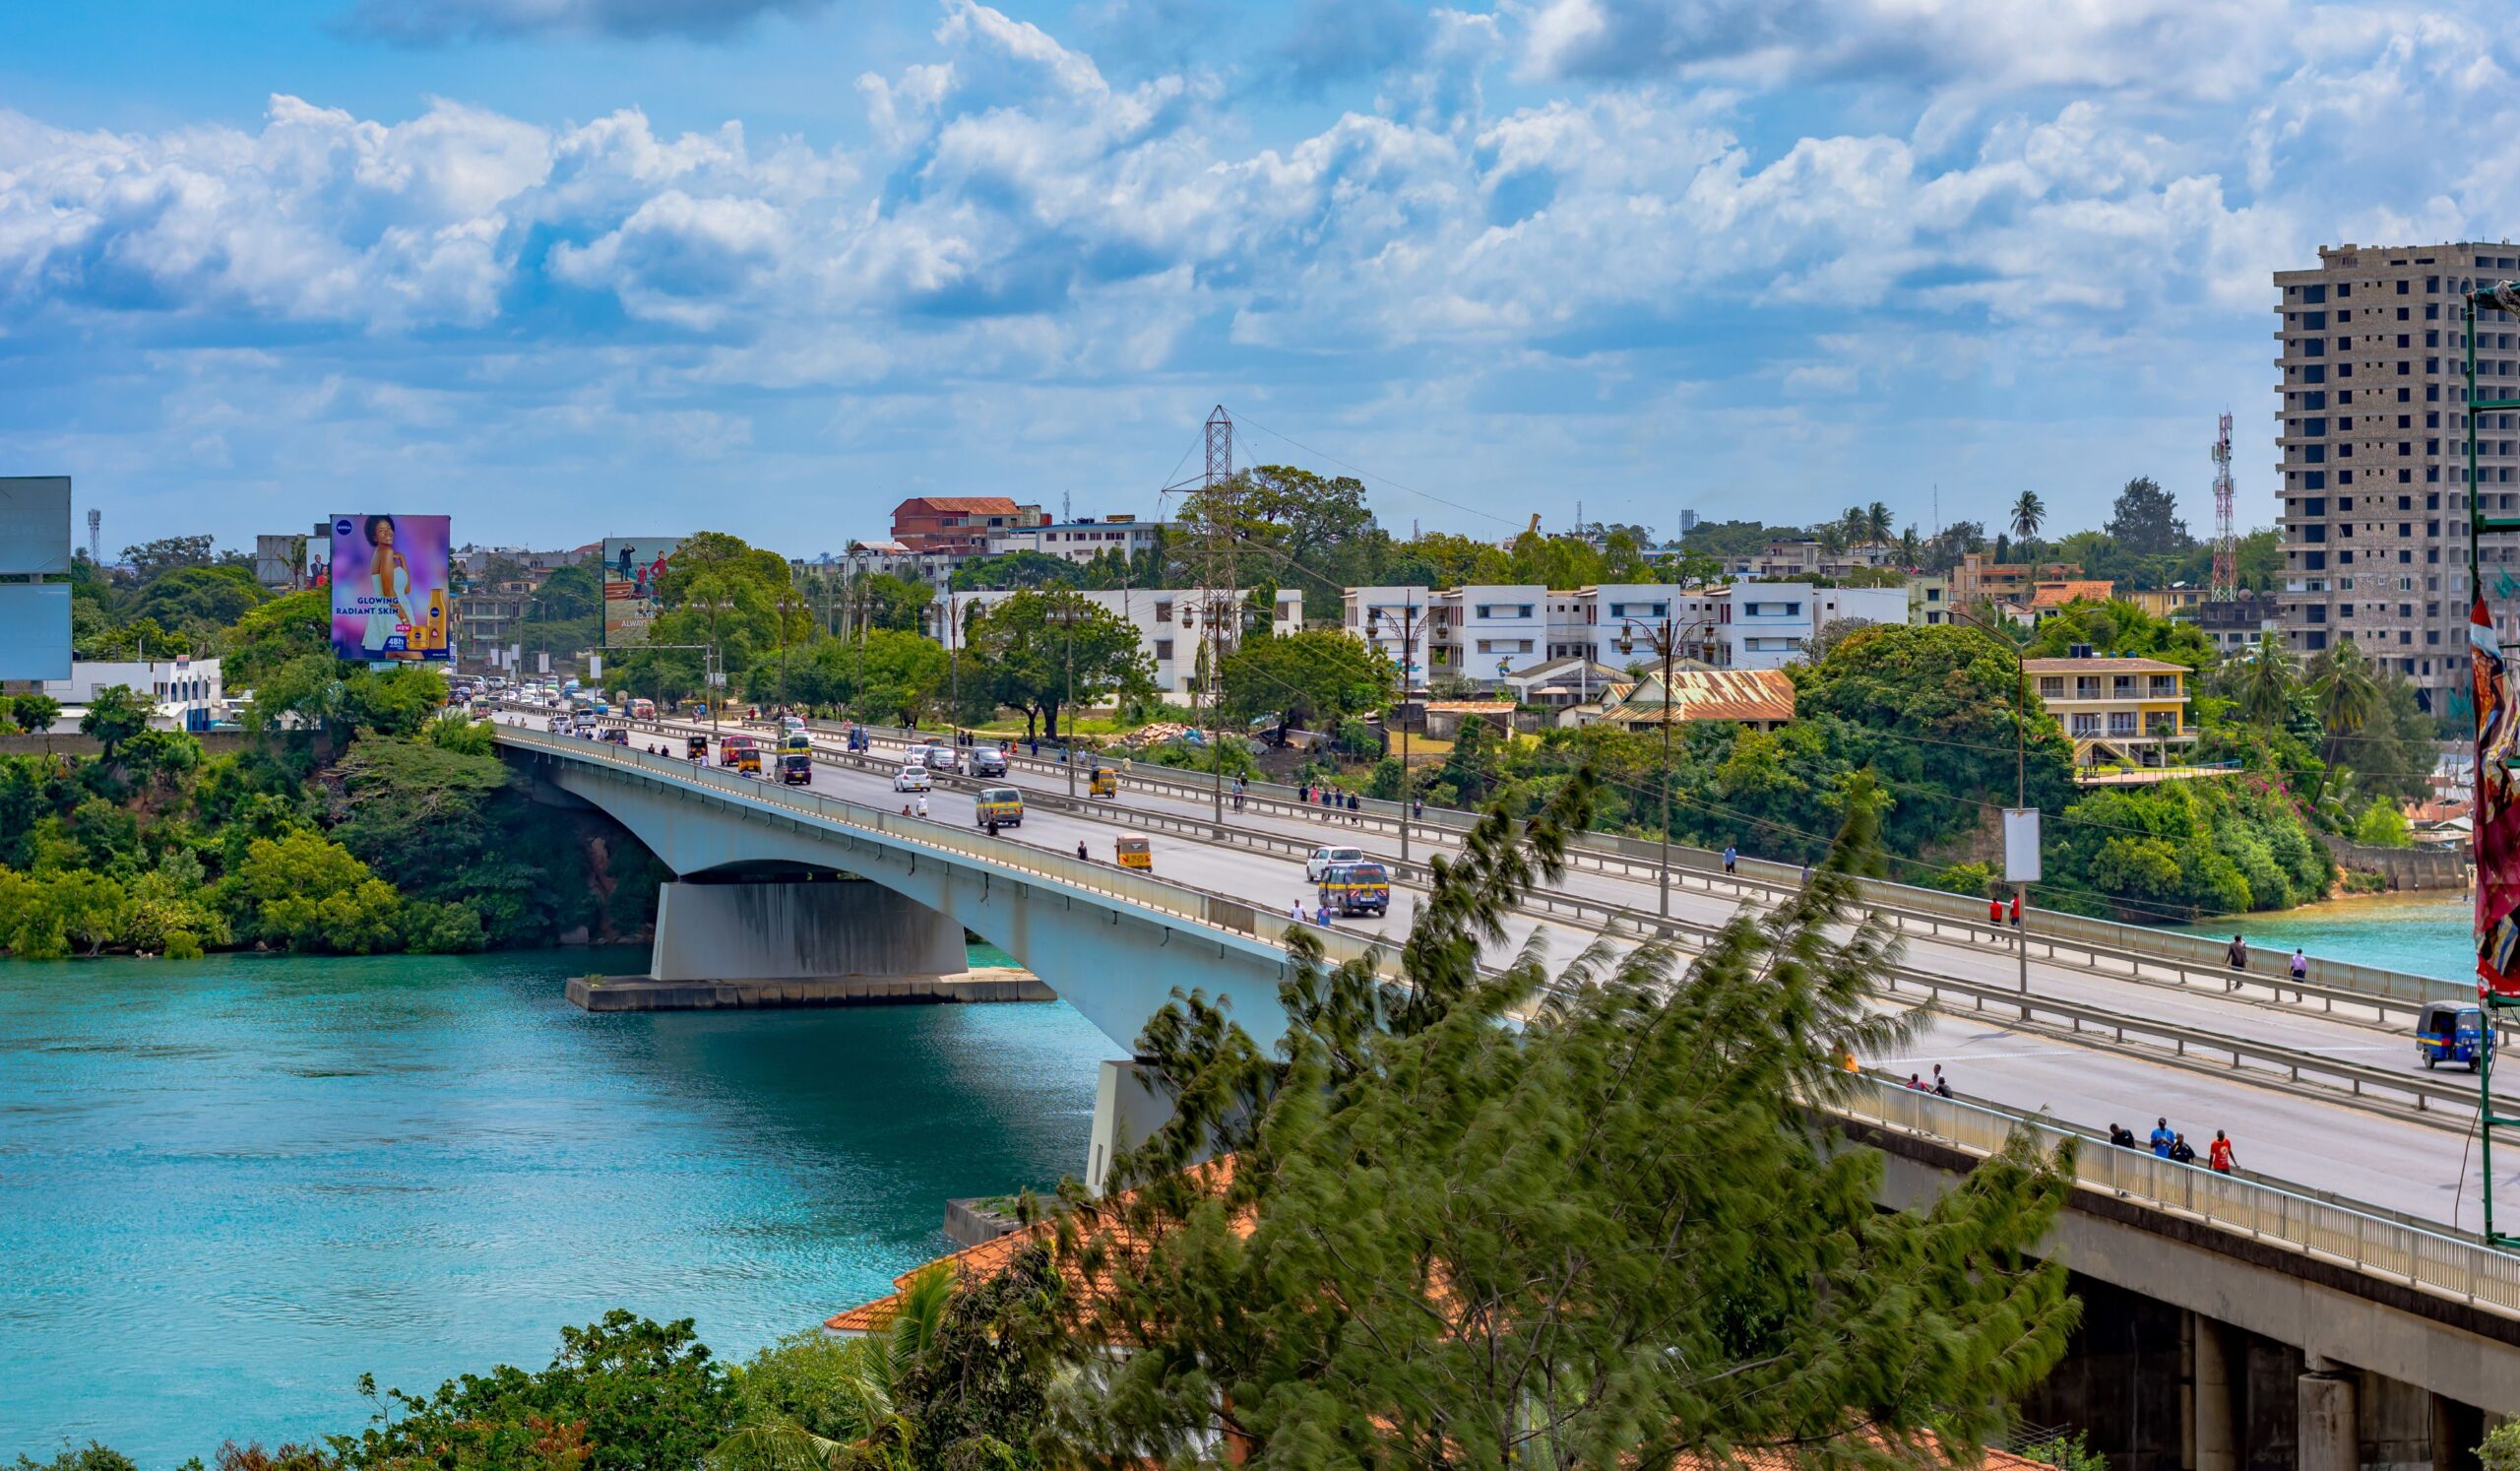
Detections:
[3, 0, 2514, 554]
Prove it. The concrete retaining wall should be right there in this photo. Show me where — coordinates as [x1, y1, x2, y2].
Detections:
[648, 876, 969, 983]
[0, 732, 251, 757]
[2318, 833, 2466, 892]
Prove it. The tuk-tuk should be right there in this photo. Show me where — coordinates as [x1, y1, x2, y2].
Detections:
[733, 745, 763, 776]
[1317, 862, 1391, 917]
[2418, 1001, 2493, 1071]
[780, 752, 813, 786]
[976, 787, 1025, 828]
[686, 734, 709, 760]
[1114, 836, 1152, 870]
[1090, 766, 1119, 799]
[846, 726, 870, 753]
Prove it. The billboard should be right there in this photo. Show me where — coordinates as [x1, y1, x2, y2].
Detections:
[0, 477, 72, 576]
[2475, 598, 2520, 996]
[329, 514, 451, 663]
[602, 537, 681, 647]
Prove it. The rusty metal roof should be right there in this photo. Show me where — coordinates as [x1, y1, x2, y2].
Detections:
[1608, 668, 1796, 724]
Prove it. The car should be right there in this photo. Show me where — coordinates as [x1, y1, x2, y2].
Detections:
[970, 747, 1008, 777]
[923, 746, 963, 776]
[1305, 845, 1365, 882]
[894, 764, 932, 793]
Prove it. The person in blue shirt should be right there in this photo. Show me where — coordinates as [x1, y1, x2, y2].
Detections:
[1723, 842, 1737, 875]
[2150, 1118, 2176, 1157]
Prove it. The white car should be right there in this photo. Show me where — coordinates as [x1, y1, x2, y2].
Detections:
[893, 764, 932, 793]
[1305, 845, 1365, 881]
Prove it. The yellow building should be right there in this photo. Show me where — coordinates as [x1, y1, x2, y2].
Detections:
[2024, 653, 2195, 770]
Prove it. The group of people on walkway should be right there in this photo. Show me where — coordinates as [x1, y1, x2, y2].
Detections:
[1902, 1065, 1954, 1098]
[2107, 1117, 2238, 1173]
[1298, 784, 1362, 823]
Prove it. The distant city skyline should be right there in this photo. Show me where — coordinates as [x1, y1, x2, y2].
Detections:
[4, 0, 2509, 550]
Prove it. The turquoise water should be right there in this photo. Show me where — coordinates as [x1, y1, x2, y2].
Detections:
[0, 946, 1117, 1464]
[2174, 892, 2469, 983]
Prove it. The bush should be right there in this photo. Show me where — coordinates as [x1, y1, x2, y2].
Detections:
[2353, 801, 2414, 849]
[163, 930, 204, 961]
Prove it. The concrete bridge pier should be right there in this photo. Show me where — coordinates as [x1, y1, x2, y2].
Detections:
[649, 872, 969, 984]
[2299, 1356, 2359, 1471]
[2190, 1311, 2237, 1471]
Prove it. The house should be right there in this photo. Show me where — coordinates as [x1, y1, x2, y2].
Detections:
[41, 655, 223, 732]
[1949, 553, 2085, 608]
[941, 587, 1304, 703]
[984, 514, 1169, 567]
[2026, 579, 2117, 618]
[890, 496, 1049, 555]
[1571, 668, 1796, 734]
[1719, 582, 1910, 670]
[1500, 654, 1627, 712]
[2026, 648, 2196, 770]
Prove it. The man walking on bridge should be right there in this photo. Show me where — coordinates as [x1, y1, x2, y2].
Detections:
[2149, 1118, 2175, 1158]
[2208, 1129, 2237, 1174]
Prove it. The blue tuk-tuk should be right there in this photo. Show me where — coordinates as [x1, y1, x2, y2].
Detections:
[2417, 1001, 2493, 1071]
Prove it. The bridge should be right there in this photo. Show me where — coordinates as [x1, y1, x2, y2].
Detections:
[493, 716, 2520, 1467]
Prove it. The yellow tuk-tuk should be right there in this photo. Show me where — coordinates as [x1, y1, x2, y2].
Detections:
[1090, 766, 1119, 799]
[733, 745, 762, 776]
[1114, 836, 1152, 870]
[685, 734, 709, 760]
[976, 787, 1025, 828]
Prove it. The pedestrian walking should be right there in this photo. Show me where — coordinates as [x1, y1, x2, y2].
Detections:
[2108, 1123, 2137, 1148]
[914, 795, 928, 820]
[1077, 841, 1090, 862]
[1800, 861, 1812, 886]
[2168, 1133, 2197, 1165]
[1723, 842, 1737, 875]
[1291, 899, 1304, 923]
[2290, 947, 2309, 984]
[985, 818, 999, 838]
[2226, 933, 2248, 971]
[1347, 792, 1360, 824]
[2208, 1129, 2236, 1174]
[2149, 1117, 2175, 1157]
[1932, 1073, 1952, 1098]
[1989, 895, 2003, 926]
[2009, 894, 2022, 927]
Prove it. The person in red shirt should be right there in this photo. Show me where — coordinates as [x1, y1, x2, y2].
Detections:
[2208, 1130, 2236, 1174]
[1988, 896, 2003, 925]
[2009, 894, 2023, 927]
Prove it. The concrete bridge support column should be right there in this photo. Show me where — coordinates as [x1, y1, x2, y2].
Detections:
[2300, 1356, 2360, 1471]
[2189, 1311, 2237, 1471]
[650, 875, 968, 983]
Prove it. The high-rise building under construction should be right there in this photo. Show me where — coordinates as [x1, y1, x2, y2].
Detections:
[2275, 240, 2520, 714]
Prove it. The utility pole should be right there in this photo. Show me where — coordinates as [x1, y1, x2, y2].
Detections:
[696, 595, 729, 740]
[1375, 596, 1429, 863]
[1614, 614, 1712, 919]
[777, 590, 801, 715]
[1200, 404, 1234, 834]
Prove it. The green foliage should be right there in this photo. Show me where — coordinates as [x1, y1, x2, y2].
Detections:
[10, 1443, 140, 1471]
[1928, 860, 1995, 896]
[2481, 1420, 2520, 1471]
[330, 1311, 734, 1471]
[2046, 778, 2331, 920]
[79, 686, 152, 761]
[962, 591, 1154, 738]
[226, 831, 404, 954]
[1218, 627, 1391, 727]
[126, 564, 271, 636]
[2023, 600, 2214, 672]
[10, 692, 61, 736]
[2104, 476, 2192, 556]
[2353, 801, 2414, 848]
[223, 591, 334, 688]
[2025, 1431, 2111, 1471]
[1057, 776, 2077, 1464]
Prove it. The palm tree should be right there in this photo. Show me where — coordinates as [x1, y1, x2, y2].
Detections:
[709, 1264, 956, 1469]
[2235, 631, 2298, 728]
[2308, 640, 2381, 758]
[1898, 526, 1922, 567]
[1863, 501, 1895, 544]
[1816, 521, 1850, 557]
[2009, 492, 2046, 551]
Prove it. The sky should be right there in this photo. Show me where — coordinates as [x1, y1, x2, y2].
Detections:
[3, 0, 2516, 557]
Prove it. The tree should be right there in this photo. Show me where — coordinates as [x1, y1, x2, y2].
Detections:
[1218, 628, 1393, 728]
[2010, 491, 2047, 546]
[225, 830, 403, 953]
[2105, 476, 2192, 556]
[125, 563, 270, 635]
[2307, 640, 2383, 763]
[854, 628, 949, 726]
[2231, 632, 2298, 729]
[12, 691, 60, 736]
[327, 1311, 735, 1471]
[118, 534, 217, 582]
[949, 549, 1080, 592]
[80, 685, 152, 763]
[964, 591, 1155, 738]
[1052, 776, 2076, 1465]
[1861, 500, 1894, 544]
[222, 590, 333, 688]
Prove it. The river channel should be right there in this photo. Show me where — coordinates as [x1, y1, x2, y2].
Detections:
[0, 945, 1116, 1463]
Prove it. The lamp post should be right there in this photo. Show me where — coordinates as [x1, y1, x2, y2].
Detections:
[776, 590, 802, 716]
[1611, 614, 1710, 919]
[1372, 597, 1431, 863]
[1050, 591, 1083, 799]
[694, 595, 731, 740]
[1948, 606, 2031, 996]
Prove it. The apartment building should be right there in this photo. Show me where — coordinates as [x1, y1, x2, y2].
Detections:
[890, 496, 1048, 555]
[2273, 241, 2520, 713]
[1749, 539, 1901, 581]
[942, 587, 1302, 702]
[1947, 553, 2085, 608]
[2026, 650, 2195, 770]
[1717, 583, 1911, 671]
[42, 655, 223, 732]
[1343, 581, 1902, 685]
[984, 514, 1168, 566]
[2195, 592, 2282, 657]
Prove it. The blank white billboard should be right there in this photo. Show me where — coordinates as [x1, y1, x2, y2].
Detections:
[0, 583, 72, 680]
[0, 478, 72, 575]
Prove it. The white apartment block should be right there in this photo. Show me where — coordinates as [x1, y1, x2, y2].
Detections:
[1344, 581, 1905, 688]
[942, 587, 1302, 701]
[2274, 241, 2520, 714]
[44, 655, 224, 732]
[983, 514, 1168, 566]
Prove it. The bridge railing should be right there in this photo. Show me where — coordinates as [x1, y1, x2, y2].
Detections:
[1837, 1079, 2520, 1317]
[806, 719, 2470, 1014]
[503, 726, 1404, 986]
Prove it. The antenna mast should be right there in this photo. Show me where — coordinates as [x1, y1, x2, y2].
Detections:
[2211, 411, 2236, 601]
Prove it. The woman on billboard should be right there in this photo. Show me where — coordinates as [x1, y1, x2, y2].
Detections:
[360, 515, 418, 658]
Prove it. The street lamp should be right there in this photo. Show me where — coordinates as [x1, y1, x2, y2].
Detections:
[1947, 605, 2032, 997]
[1049, 591, 1084, 799]
[1610, 614, 1711, 920]
[776, 590, 803, 716]
[694, 595, 732, 739]
[1372, 598, 1431, 863]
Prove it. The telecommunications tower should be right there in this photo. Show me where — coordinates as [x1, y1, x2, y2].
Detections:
[2210, 412, 2236, 601]
[86, 508, 100, 565]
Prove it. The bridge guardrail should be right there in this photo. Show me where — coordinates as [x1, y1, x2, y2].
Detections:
[500, 722, 2519, 1308]
[1835, 1078, 2520, 1316]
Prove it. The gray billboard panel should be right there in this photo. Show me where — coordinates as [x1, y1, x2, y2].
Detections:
[0, 583, 71, 680]
[0, 477, 72, 576]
